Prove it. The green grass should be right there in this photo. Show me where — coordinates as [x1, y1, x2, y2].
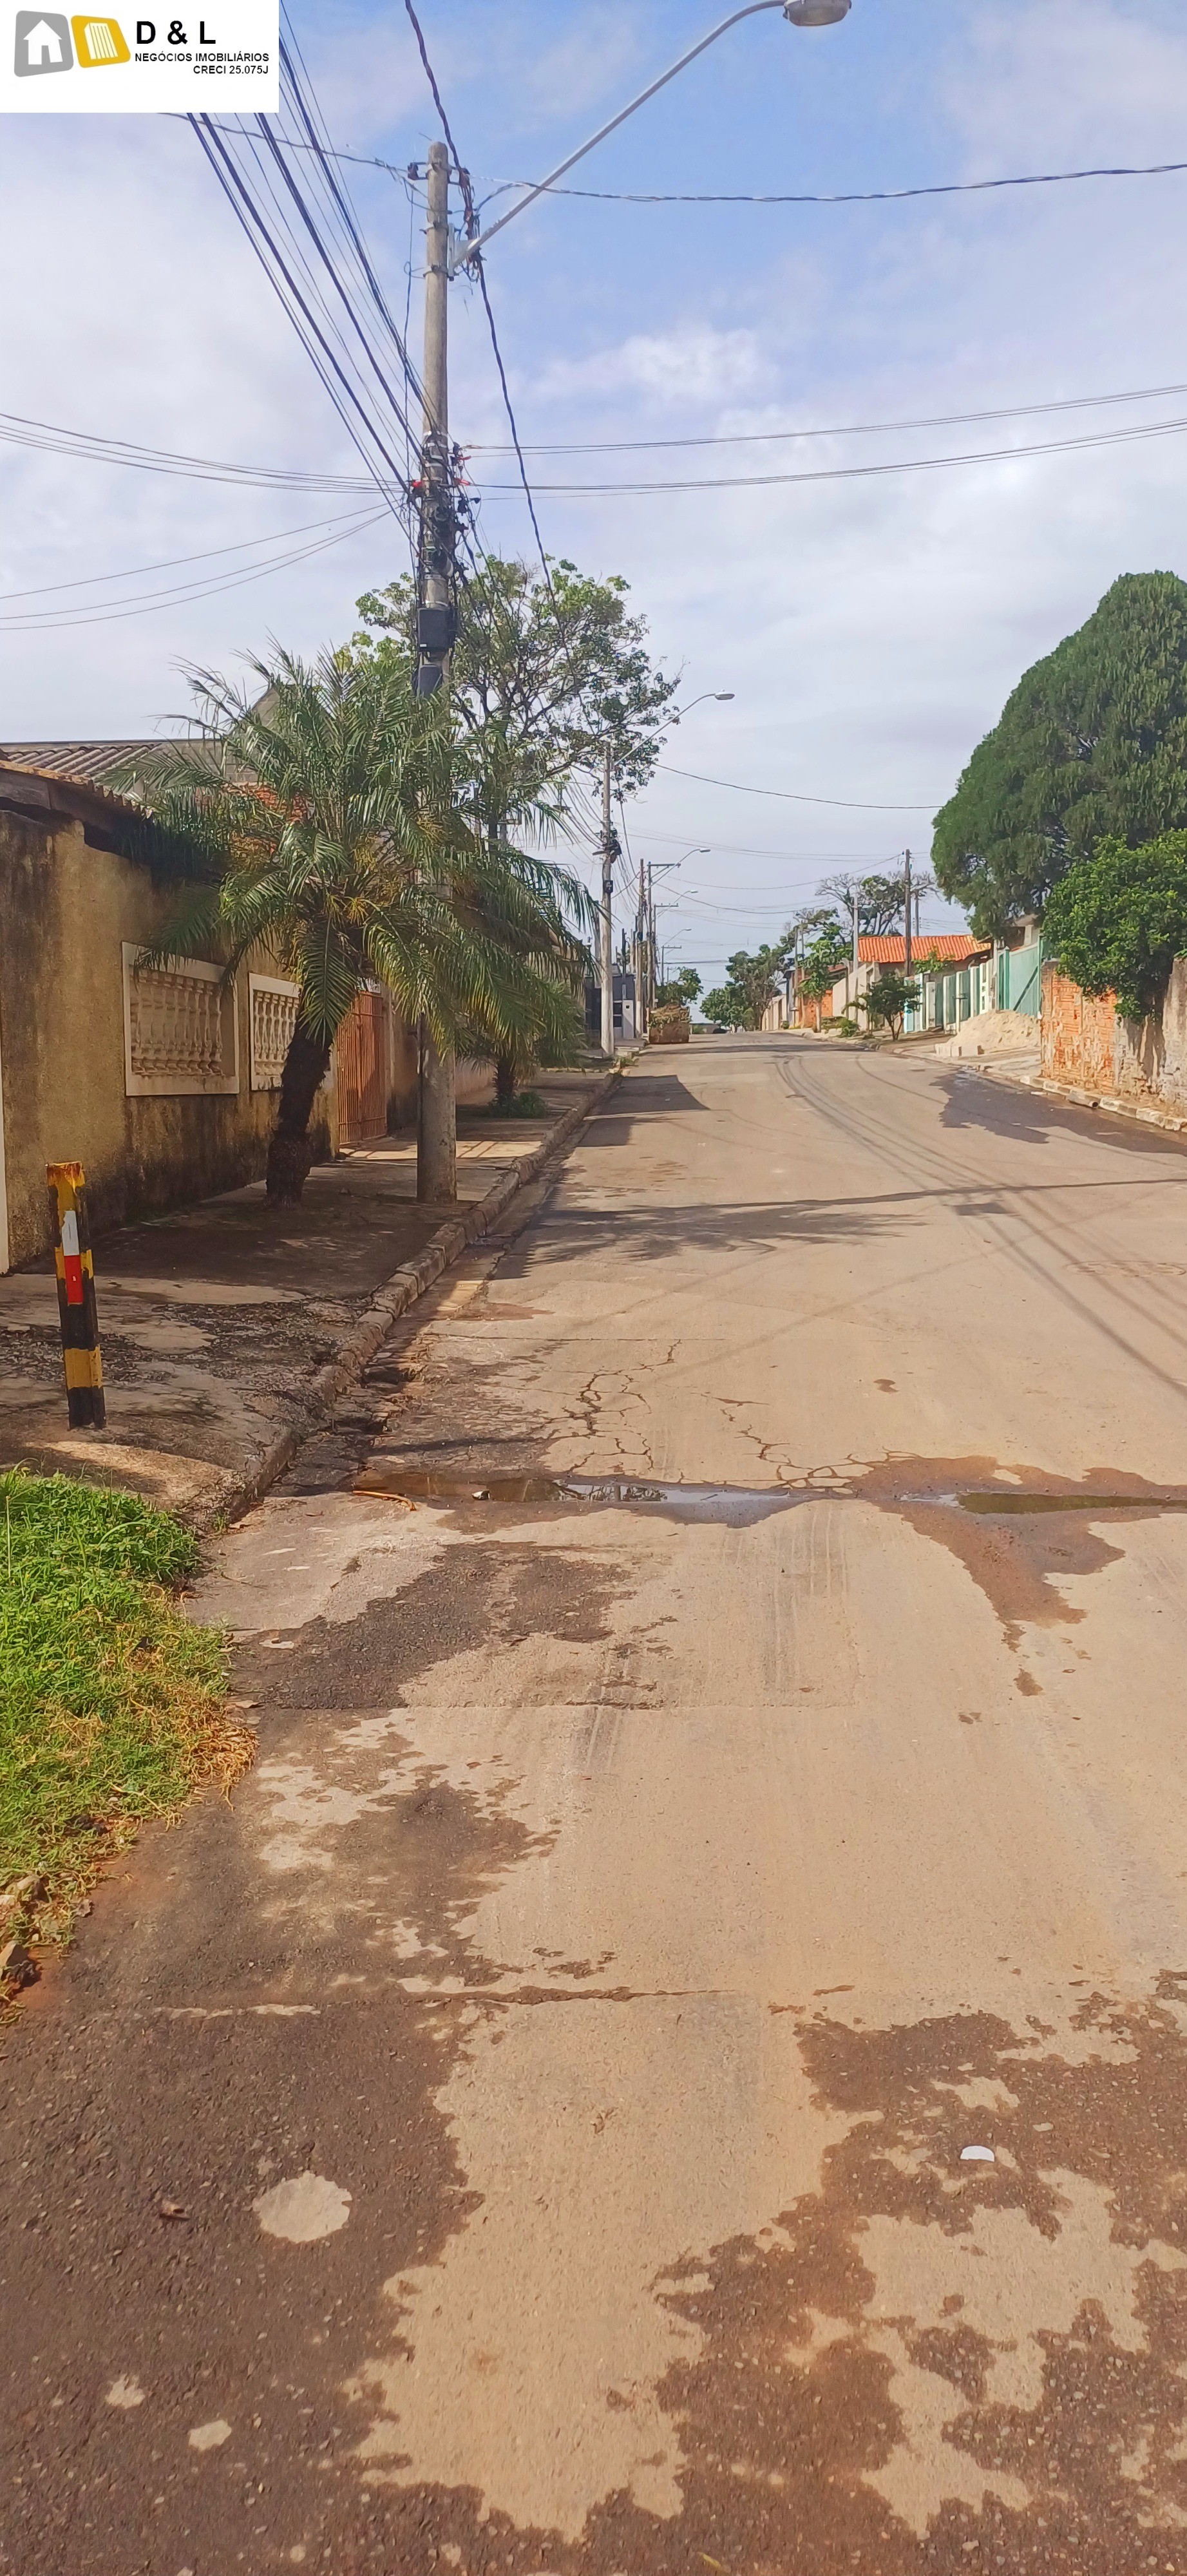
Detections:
[1, 1471, 245, 1955]
[482, 1088, 551, 1119]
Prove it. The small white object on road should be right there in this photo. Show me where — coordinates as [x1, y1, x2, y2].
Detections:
[960, 2145, 996, 2163]
[105, 2376, 146, 2409]
[253, 2170, 352, 2243]
[187, 2418, 232, 2450]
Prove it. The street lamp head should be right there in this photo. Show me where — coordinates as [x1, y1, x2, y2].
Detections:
[783, 0, 851, 24]
[714, 692, 736, 701]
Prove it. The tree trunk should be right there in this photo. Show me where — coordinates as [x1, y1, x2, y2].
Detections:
[266, 1024, 332, 1204]
[495, 1051, 517, 1112]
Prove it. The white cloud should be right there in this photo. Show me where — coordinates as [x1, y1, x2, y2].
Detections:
[531, 323, 775, 412]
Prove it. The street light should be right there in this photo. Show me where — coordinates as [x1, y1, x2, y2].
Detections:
[643, 850, 710, 1014]
[455, 3, 853, 269]
[672, 692, 736, 720]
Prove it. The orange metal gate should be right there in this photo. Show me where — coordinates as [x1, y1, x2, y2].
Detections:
[336, 991, 388, 1145]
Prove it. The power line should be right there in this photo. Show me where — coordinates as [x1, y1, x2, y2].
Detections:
[477, 158, 1187, 210]
[468, 408, 1187, 495]
[631, 831, 893, 859]
[0, 410, 394, 493]
[0, 513, 386, 634]
[399, 0, 596, 749]
[658, 763, 937, 813]
[192, 125, 1187, 213]
[184, 14, 432, 563]
[8, 370, 1186, 495]
[0, 507, 377, 605]
[465, 377, 1187, 456]
[191, 115, 412, 507]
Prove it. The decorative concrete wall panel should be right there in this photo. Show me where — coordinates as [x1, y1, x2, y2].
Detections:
[249, 974, 300, 1092]
[122, 947, 240, 1097]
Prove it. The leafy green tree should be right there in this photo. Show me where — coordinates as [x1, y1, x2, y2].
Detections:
[356, 556, 678, 808]
[700, 940, 795, 1029]
[656, 968, 702, 1007]
[354, 555, 675, 1100]
[933, 573, 1187, 937]
[799, 919, 850, 1006]
[701, 985, 748, 1027]
[864, 967, 920, 1038]
[1043, 831, 1187, 1021]
[131, 649, 591, 1202]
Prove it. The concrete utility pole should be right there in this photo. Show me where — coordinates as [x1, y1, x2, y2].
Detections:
[600, 744, 615, 1059]
[904, 849, 912, 976]
[416, 138, 457, 1205]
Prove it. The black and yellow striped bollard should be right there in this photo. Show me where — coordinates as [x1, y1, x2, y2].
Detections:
[47, 1162, 106, 1430]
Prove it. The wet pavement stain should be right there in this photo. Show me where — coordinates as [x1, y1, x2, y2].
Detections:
[350, 1458, 1187, 1661]
[112, 1980, 1187, 2576]
[0, 1693, 560, 2575]
[233, 1541, 629, 1709]
[855, 1459, 1187, 1653]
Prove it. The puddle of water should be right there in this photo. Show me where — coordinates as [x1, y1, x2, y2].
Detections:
[957, 1491, 1187, 1517]
[352, 1465, 797, 1525]
[354, 1463, 1187, 1529]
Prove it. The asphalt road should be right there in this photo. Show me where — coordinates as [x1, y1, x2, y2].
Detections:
[8, 1032, 1187, 2575]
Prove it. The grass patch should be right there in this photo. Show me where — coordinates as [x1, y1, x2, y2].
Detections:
[1, 1471, 250, 1962]
[481, 1089, 551, 1119]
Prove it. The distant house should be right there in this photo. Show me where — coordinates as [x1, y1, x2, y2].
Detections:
[828, 933, 990, 1028]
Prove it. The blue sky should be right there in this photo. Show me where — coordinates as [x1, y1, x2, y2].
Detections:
[4, 0, 1187, 974]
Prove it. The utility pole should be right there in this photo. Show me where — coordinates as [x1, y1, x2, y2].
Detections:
[416, 138, 457, 1204]
[851, 879, 860, 1013]
[600, 744, 615, 1059]
[903, 849, 913, 976]
[647, 864, 656, 1011]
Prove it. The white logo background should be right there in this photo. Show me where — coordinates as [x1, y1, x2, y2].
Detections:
[3, 0, 278, 109]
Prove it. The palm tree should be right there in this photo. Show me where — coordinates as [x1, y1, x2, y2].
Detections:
[128, 647, 593, 1202]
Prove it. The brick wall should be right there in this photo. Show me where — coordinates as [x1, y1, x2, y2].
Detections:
[1041, 960, 1187, 1112]
[1041, 967, 1119, 1091]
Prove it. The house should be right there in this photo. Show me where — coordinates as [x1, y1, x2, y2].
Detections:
[827, 934, 991, 1028]
[0, 748, 426, 1272]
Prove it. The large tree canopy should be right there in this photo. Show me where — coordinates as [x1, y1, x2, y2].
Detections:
[932, 573, 1187, 938]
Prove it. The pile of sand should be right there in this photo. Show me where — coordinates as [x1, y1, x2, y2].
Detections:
[933, 1009, 1039, 1060]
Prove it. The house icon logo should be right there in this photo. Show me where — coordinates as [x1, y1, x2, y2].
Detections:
[14, 8, 129, 71]
[14, 10, 73, 70]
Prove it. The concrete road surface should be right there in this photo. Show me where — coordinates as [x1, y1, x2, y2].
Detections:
[8, 1032, 1187, 2576]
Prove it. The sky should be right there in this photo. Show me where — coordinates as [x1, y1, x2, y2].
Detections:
[3, 0, 1187, 981]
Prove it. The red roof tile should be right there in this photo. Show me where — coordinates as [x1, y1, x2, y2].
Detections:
[857, 934, 989, 965]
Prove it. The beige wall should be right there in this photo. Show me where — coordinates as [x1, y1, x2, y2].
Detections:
[0, 808, 336, 1270]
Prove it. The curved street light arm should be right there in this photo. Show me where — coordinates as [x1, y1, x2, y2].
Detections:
[456, 1, 786, 267]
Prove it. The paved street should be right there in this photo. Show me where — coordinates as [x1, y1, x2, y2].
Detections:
[8, 1031, 1187, 2575]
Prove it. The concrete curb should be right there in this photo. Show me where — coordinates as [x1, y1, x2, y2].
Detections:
[962, 1056, 1187, 1141]
[193, 1068, 625, 1533]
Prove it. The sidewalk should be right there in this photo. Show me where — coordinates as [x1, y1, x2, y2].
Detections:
[0, 1070, 617, 1526]
[965, 1053, 1187, 1141]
